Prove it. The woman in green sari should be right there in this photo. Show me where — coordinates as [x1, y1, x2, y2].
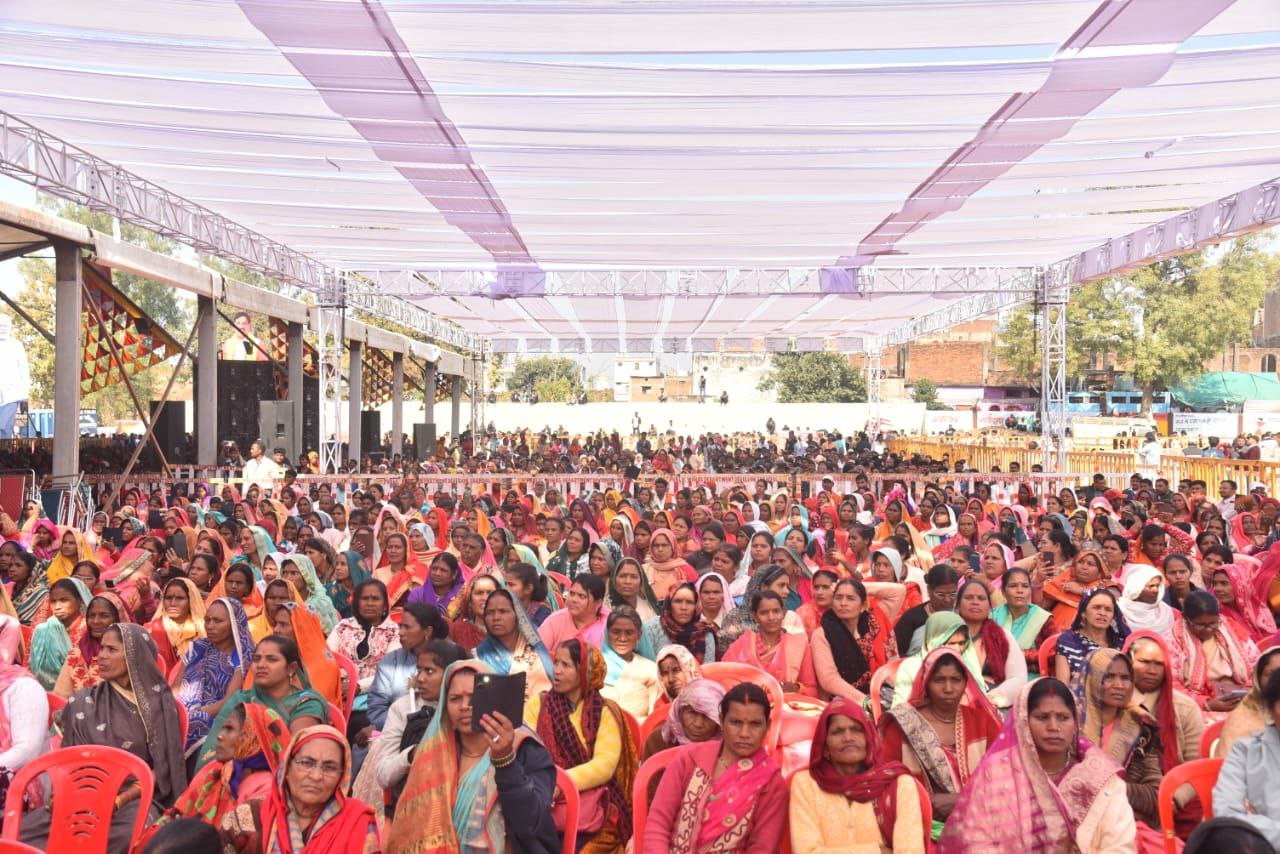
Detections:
[991, 566, 1056, 675]
[278, 553, 341, 633]
[195, 634, 326, 770]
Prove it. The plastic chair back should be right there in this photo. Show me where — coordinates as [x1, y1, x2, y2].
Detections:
[700, 662, 783, 749]
[631, 749, 678, 852]
[868, 660, 901, 721]
[555, 766, 579, 854]
[1200, 718, 1225, 758]
[1, 745, 154, 849]
[176, 701, 189, 746]
[44, 692, 65, 728]
[1157, 757, 1222, 854]
[1038, 632, 1061, 678]
[327, 702, 347, 731]
[638, 704, 667, 749]
[0, 840, 44, 852]
[621, 710, 642, 754]
[333, 653, 359, 716]
[547, 571, 572, 591]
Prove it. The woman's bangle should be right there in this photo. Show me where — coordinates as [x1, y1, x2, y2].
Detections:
[491, 748, 517, 768]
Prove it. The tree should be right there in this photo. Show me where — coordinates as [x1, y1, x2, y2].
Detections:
[507, 356, 583, 402]
[995, 236, 1277, 413]
[758, 352, 867, 402]
[911, 378, 950, 410]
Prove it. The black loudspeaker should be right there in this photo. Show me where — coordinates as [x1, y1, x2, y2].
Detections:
[360, 410, 381, 455]
[202, 363, 319, 460]
[150, 401, 187, 463]
[413, 423, 436, 460]
[259, 401, 295, 463]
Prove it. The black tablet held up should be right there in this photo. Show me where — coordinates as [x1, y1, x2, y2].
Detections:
[471, 672, 526, 732]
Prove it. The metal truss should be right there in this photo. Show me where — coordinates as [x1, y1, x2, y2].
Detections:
[1038, 271, 1069, 473]
[866, 350, 883, 429]
[0, 109, 478, 353]
[360, 265, 1040, 298]
[316, 278, 346, 475]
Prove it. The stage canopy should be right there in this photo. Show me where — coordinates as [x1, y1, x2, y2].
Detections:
[1, 0, 1279, 352]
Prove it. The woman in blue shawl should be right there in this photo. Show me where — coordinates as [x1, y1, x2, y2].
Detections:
[28, 577, 93, 689]
[325, 551, 371, 620]
[175, 597, 255, 757]
[475, 588, 553, 702]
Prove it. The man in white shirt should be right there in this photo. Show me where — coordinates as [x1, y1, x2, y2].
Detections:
[1218, 479, 1238, 521]
[241, 439, 283, 494]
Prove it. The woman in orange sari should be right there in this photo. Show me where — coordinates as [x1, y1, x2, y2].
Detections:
[377, 533, 426, 612]
[272, 602, 342, 708]
[1041, 550, 1116, 632]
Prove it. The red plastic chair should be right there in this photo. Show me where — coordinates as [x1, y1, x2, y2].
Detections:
[631, 748, 679, 852]
[176, 702, 189, 746]
[1157, 758, 1222, 854]
[0, 745, 154, 849]
[1200, 718, 1226, 759]
[1038, 632, 1062, 678]
[0, 840, 43, 852]
[868, 659, 901, 721]
[555, 766, 579, 854]
[547, 571, 572, 592]
[638, 706, 666, 750]
[332, 653, 359, 716]
[327, 702, 347, 731]
[44, 692, 65, 728]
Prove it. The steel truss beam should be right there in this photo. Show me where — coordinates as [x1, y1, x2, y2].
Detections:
[316, 279, 346, 475]
[1038, 272, 1069, 473]
[0, 110, 478, 353]
[866, 350, 883, 431]
[359, 265, 1040, 298]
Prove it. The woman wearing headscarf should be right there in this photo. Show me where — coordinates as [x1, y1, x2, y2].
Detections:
[27, 577, 92, 690]
[21, 623, 187, 850]
[1118, 563, 1178, 637]
[789, 697, 926, 853]
[0, 660, 50, 810]
[937, 679, 1136, 852]
[991, 566, 1056, 674]
[890, 611, 981, 708]
[223, 725, 379, 853]
[600, 606, 661, 720]
[166, 702, 289, 832]
[387, 659, 559, 854]
[26, 518, 59, 563]
[44, 526, 93, 584]
[650, 644, 703, 725]
[280, 553, 341, 634]
[881, 647, 1004, 837]
[407, 551, 465, 615]
[1211, 562, 1278, 643]
[53, 591, 129, 698]
[176, 597, 256, 758]
[608, 556, 659, 623]
[236, 525, 274, 579]
[642, 582, 719, 665]
[147, 576, 208, 675]
[327, 579, 400, 692]
[1041, 549, 1115, 633]
[6, 544, 49, 626]
[274, 602, 343, 709]
[527, 639, 638, 854]
[722, 589, 815, 695]
[642, 678, 725, 760]
[641, 528, 697, 601]
[327, 551, 372, 620]
[474, 587, 554, 707]
[447, 573, 501, 650]
[1168, 590, 1259, 720]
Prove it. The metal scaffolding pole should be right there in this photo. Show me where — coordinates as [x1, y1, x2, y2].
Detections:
[866, 350, 883, 434]
[1039, 269, 1069, 472]
[317, 277, 346, 474]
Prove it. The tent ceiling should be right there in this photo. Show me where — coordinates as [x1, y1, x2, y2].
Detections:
[1, 0, 1279, 351]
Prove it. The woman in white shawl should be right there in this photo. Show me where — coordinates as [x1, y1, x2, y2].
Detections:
[1117, 563, 1177, 636]
[924, 505, 958, 550]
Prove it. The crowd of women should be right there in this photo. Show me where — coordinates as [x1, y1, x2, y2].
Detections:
[0, 465, 1278, 852]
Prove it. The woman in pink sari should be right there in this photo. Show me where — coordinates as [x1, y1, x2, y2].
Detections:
[722, 590, 816, 696]
[1210, 561, 1277, 643]
[642, 682, 787, 854]
[1169, 590, 1259, 720]
[938, 679, 1137, 853]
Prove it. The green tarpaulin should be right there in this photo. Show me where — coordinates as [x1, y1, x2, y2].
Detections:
[1170, 372, 1280, 410]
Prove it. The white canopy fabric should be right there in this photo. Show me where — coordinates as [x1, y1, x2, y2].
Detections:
[1, 0, 1278, 351]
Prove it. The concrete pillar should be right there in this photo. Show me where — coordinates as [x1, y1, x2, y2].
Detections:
[450, 374, 462, 439]
[391, 351, 404, 457]
[347, 341, 363, 465]
[195, 296, 218, 466]
[286, 321, 304, 463]
[52, 241, 82, 479]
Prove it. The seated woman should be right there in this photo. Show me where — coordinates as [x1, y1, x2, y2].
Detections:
[324, 550, 369, 622]
[1076, 648, 1165, 842]
[891, 611, 974, 708]
[1212, 563, 1278, 644]
[387, 658, 559, 853]
[366, 602, 450, 729]
[650, 644, 702, 724]
[28, 577, 92, 690]
[790, 697, 926, 853]
[6, 544, 49, 627]
[992, 566, 1056, 675]
[370, 639, 468, 811]
[326, 578, 399, 701]
[1169, 590, 1260, 721]
[894, 565, 960, 656]
[1122, 631, 1204, 767]
[0, 661, 50, 798]
[539, 575, 609, 652]
[527, 640, 640, 853]
[1213, 669, 1280, 848]
[222, 725, 378, 853]
[1118, 563, 1178, 637]
[601, 606, 661, 720]
[22, 623, 187, 851]
[272, 602, 342, 710]
[642, 582, 719, 665]
[938, 679, 1137, 852]
[721, 566, 806, 648]
[955, 577, 1027, 709]
[504, 560, 554, 627]
[642, 528, 698, 600]
[881, 647, 1003, 834]
[723, 590, 816, 695]
[1054, 587, 1130, 686]
[375, 532, 425, 612]
[643, 682, 788, 854]
[279, 554, 341, 634]
[147, 577, 208, 674]
[249, 578, 300, 643]
[167, 702, 289, 829]
[175, 597, 255, 758]
[196, 635, 327, 769]
[476, 588, 554, 703]
[642, 678, 725, 759]
[1219, 644, 1280, 756]
[1041, 548, 1111, 632]
[448, 573, 500, 650]
[53, 591, 128, 697]
[795, 568, 837, 638]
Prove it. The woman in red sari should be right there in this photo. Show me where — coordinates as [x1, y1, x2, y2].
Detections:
[1210, 562, 1278, 643]
[722, 590, 816, 695]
